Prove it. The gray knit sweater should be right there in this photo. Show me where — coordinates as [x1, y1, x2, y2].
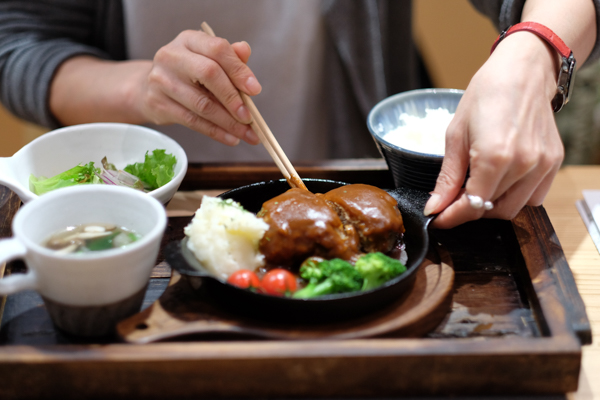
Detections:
[0, 0, 598, 157]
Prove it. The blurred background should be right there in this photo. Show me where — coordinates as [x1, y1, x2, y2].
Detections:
[0, 0, 598, 163]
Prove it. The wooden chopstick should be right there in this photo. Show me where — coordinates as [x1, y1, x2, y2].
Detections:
[200, 22, 307, 191]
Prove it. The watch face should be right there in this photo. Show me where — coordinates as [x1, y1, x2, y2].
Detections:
[553, 53, 576, 112]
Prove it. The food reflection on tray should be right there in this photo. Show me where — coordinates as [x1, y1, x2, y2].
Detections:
[160, 179, 434, 324]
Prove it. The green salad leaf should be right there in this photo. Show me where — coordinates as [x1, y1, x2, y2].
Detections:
[29, 162, 101, 195]
[28, 149, 177, 195]
[124, 149, 177, 191]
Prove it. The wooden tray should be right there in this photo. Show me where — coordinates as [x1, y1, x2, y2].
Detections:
[0, 160, 591, 399]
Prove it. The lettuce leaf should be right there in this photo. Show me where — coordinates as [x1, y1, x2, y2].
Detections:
[29, 162, 100, 195]
[123, 149, 177, 190]
[27, 149, 176, 195]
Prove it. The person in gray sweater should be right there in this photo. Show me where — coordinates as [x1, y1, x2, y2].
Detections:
[0, 0, 598, 229]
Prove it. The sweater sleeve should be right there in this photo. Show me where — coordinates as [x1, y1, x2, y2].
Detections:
[468, 0, 600, 66]
[0, 0, 112, 128]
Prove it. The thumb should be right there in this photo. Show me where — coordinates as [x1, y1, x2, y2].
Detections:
[423, 127, 470, 216]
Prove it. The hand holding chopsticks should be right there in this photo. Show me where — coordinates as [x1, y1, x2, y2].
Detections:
[201, 22, 307, 191]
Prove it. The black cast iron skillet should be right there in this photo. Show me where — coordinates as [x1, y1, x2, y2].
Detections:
[164, 179, 433, 323]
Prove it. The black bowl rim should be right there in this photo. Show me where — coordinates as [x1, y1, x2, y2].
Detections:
[377, 139, 446, 160]
[378, 142, 445, 164]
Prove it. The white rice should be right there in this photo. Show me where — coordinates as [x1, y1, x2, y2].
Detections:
[382, 108, 454, 155]
[184, 196, 269, 280]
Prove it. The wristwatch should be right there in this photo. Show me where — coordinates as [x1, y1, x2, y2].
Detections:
[491, 21, 576, 113]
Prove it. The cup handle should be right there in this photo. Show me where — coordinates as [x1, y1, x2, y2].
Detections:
[0, 238, 37, 295]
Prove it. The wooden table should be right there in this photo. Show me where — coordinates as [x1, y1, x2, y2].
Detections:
[543, 166, 600, 400]
[0, 161, 597, 399]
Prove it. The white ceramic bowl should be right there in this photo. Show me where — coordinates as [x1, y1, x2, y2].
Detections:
[0, 123, 188, 204]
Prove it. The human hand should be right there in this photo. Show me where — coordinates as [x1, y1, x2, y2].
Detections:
[423, 33, 565, 229]
[137, 29, 262, 146]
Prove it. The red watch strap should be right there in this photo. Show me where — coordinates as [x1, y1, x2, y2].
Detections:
[490, 21, 576, 113]
[490, 21, 571, 58]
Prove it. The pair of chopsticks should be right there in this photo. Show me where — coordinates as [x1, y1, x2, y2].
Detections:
[200, 22, 307, 191]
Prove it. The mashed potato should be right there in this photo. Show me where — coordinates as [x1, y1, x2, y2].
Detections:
[184, 196, 269, 280]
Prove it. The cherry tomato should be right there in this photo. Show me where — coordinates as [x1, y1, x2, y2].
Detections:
[227, 269, 261, 290]
[260, 268, 297, 296]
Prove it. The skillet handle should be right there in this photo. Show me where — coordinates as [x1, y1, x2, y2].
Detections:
[386, 186, 434, 227]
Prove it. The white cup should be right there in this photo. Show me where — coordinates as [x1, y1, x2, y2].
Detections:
[0, 185, 167, 337]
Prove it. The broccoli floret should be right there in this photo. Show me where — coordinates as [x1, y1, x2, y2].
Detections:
[296, 257, 325, 283]
[355, 252, 407, 291]
[292, 258, 363, 299]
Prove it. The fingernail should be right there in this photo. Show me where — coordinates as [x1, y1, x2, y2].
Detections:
[236, 105, 251, 122]
[245, 129, 259, 144]
[424, 193, 441, 216]
[245, 76, 262, 94]
[225, 134, 240, 146]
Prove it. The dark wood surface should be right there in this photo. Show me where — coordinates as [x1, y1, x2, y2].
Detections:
[513, 206, 592, 345]
[0, 160, 590, 398]
[179, 158, 395, 190]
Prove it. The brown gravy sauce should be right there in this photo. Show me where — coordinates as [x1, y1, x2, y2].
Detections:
[258, 188, 359, 267]
[258, 184, 405, 269]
